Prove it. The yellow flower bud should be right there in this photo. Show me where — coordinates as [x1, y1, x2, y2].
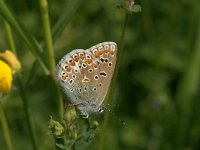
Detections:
[0, 60, 13, 94]
[0, 50, 21, 74]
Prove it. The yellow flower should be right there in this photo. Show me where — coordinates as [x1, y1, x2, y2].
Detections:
[0, 60, 13, 94]
[0, 50, 21, 74]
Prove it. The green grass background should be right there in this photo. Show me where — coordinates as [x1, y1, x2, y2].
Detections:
[0, 0, 200, 150]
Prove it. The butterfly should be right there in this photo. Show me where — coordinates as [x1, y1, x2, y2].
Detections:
[55, 42, 117, 118]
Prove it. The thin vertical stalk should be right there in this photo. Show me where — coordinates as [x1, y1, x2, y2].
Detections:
[175, 13, 200, 150]
[98, 13, 129, 150]
[39, 0, 64, 120]
[3, 20, 38, 150]
[3, 21, 16, 53]
[17, 81, 39, 150]
[39, 0, 56, 73]
[39, 0, 65, 149]
[0, 101, 14, 150]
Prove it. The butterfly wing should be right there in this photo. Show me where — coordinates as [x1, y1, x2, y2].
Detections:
[55, 42, 117, 116]
[88, 42, 117, 107]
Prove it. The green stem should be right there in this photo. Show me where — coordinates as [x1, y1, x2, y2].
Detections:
[175, 11, 200, 150]
[39, 0, 64, 120]
[2, 20, 16, 53]
[39, 0, 65, 148]
[0, 101, 14, 150]
[3, 20, 39, 150]
[17, 80, 39, 150]
[39, 0, 56, 73]
[98, 13, 129, 150]
[53, 79, 64, 121]
[54, 137, 66, 150]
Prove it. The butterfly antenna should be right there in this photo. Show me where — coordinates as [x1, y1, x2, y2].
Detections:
[102, 106, 125, 125]
[106, 103, 120, 108]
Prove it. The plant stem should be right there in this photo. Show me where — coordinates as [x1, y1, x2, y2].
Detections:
[39, 0, 64, 120]
[3, 20, 39, 150]
[39, 0, 56, 73]
[175, 11, 200, 150]
[0, 101, 14, 150]
[2, 21, 16, 53]
[18, 80, 39, 150]
[98, 12, 129, 150]
[39, 0, 65, 148]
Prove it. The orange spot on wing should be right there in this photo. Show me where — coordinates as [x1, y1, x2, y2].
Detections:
[62, 76, 67, 80]
[70, 61, 75, 66]
[92, 63, 97, 68]
[66, 67, 71, 72]
[73, 57, 78, 62]
[110, 51, 115, 55]
[94, 52, 100, 58]
[99, 49, 105, 55]
[86, 59, 92, 64]
[80, 56, 85, 60]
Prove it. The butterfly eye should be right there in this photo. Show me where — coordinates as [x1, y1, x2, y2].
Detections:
[98, 107, 104, 113]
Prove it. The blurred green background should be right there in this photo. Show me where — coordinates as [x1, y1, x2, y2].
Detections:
[1, 0, 200, 149]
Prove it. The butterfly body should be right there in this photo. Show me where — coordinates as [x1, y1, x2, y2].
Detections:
[56, 42, 117, 118]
